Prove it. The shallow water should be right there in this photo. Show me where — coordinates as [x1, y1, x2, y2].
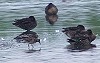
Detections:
[0, 0, 100, 63]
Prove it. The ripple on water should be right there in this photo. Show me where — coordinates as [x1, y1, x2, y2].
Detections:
[0, 0, 100, 63]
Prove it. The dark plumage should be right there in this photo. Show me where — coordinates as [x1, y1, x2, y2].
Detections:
[63, 25, 96, 50]
[67, 29, 96, 43]
[71, 29, 96, 43]
[86, 29, 96, 42]
[12, 16, 37, 31]
[67, 43, 96, 51]
[67, 38, 96, 50]
[14, 31, 40, 50]
[45, 3, 58, 15]
[66, 29, 96, 50]
[62, 25, 85, 38]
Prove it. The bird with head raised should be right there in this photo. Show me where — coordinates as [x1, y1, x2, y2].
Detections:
[12, 16, 37, 31]
[45, 3, 58, 15]
[86, 29, 96, 42]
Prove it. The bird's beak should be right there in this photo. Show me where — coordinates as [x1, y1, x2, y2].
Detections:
[36, 39, 41, 45]
[12, 22, 16, 25]
[39, 41, 41, 45]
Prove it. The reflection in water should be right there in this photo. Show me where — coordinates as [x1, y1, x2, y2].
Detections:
[62, 0, 80, 2]
[25, 48, 41, 53]
[14, 31, 41, 50]
[45, 15, 58, 25]
[66, 44, 96, 52]
[45, 3, 58, 25]
[0, 0, 100, 63]
[62, 0, 66, 2]
[62, 25, 96, 51]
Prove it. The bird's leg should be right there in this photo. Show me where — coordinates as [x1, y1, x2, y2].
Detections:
[31, 44, 34, 50]
[28, 44, 30, 50]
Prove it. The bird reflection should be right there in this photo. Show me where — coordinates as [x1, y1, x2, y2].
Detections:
[25, 48, 41, 53]
[65, 44, 96, 52]
[62, 0, 66, 2]
[14, 31, 41, 50]
[45, 15, 58, 25]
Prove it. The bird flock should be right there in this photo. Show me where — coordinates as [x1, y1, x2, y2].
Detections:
[12, 3, 96, 51]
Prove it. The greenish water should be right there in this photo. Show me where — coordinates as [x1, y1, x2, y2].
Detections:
[0, 0, 100, 63]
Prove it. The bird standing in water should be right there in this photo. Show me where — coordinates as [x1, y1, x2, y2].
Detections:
[62, 25, 85, 38]
[67, 29, 96, 50]
[14, 31, 41, 50]
[45, 3, 58, 15]
[62, 25, 96, 50]
[12, 16, 37, 31]
[22, 34, 40, 50]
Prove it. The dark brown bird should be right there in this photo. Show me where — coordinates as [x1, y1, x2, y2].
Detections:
[86, 29, 96, 42]
[12, 16, 37, 31]
[63, 25, 96, 50]
[68, 29, 96, 44]
[14, 31, 40, 50]
[22, 34, 40, 50]
[67, 29, 96, 50]
[62, 25, 85, 38]
[45, 3, 58, 15]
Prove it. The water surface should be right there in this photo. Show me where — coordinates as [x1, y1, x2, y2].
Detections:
[0, 0, 100, 63]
